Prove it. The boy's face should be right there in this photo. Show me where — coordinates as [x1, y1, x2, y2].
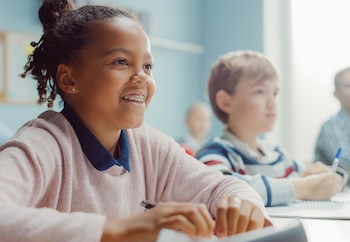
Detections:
[225, 77, 279, 135]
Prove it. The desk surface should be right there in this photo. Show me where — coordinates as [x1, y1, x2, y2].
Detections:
[272, 218, 350, 242]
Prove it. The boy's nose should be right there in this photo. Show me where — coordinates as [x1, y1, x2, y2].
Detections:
[267, 97, 277, 108]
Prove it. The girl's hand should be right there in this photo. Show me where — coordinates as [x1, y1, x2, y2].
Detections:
[214, 196, 266, 237]
[102, 201, 215, 242]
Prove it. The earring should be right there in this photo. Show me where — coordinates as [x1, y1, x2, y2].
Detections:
[72, 88, 76, 92]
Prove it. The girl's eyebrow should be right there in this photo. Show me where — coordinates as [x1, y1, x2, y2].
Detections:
[102, 48, 133, 57]
[102, 48, 153, 60]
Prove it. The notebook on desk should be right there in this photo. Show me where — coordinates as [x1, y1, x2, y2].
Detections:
[266, 191, 350, 220]
[156, 219, 307, 242]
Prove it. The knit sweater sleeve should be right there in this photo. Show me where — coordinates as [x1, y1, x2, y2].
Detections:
[139, 124, 269, 220]
[196, 142, 295, 207]
[0, 117, 106, 242]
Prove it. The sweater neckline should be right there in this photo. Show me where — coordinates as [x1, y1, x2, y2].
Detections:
[61, 103, 130, 172]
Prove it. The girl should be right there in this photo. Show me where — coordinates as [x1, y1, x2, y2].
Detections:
[0, 1, 270, 241]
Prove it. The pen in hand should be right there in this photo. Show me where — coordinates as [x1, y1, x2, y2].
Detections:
[140, 199, 158, 210]
[331, 147, 342, 173]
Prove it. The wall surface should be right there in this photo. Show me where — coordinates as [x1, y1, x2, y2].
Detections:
[0, 0, 264, 142]
[202, 0, 264, 137]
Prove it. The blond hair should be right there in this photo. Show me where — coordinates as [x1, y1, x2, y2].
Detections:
[207, 50, 279, 123]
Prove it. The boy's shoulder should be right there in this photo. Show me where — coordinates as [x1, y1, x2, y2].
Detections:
[196, 136, 239, 157]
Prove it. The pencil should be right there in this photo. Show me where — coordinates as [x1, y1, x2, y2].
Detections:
[140, 200, 158, 210]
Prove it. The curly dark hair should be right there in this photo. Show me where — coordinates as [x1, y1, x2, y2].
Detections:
[21, 0, 137, 107]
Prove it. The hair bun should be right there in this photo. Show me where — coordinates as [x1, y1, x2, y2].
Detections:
[39, 0, 74, 30]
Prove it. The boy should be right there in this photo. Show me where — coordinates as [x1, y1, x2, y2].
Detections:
[196, 50, 343, 207]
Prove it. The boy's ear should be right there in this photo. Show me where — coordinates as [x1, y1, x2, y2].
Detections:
[216, 89, 232, 114]
[333, 89, 341, 100]
[56, 64, 77, 94]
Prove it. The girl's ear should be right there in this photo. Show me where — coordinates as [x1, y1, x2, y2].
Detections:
[56, 64, 78, 94]
[215, 89, 232, 114]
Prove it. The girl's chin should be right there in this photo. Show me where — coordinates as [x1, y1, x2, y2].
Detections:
[124, 119, 144, 129]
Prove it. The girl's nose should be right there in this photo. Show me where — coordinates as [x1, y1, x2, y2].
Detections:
[130, 71, 151, 85]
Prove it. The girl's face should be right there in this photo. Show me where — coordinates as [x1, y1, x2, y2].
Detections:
[226, 77, 279, 135]
[69, 17, 155, 131]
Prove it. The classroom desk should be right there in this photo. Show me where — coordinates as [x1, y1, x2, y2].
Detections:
[272, 217, 350, 242]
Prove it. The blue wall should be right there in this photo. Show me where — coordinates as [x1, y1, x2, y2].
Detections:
[202, 0, 264, 137]
[0, 0, 263, 141]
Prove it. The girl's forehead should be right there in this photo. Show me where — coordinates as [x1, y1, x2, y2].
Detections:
[84, 17, 150, 54]
[90, 17, 141, 37]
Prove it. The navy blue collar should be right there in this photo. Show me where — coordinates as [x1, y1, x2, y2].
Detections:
[61, 103, 130, 172]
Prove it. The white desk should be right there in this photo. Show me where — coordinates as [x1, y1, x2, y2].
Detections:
[272, 218, 350, 242]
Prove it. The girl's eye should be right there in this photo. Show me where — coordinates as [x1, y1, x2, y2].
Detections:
[144, 63, 153, 70]
[114, 59, 128, 66]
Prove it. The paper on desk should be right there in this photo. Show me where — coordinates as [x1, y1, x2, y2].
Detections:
[156, 229, 214, 242]
[156, 219, 307, 242]
[266, 191, 350, 220]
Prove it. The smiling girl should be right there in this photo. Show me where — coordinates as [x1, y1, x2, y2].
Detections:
[0, 1, 271, 241]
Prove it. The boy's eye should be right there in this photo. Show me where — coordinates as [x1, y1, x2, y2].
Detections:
[144, 63, 153, 70]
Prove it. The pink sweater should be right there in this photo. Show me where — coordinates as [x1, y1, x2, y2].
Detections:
[0, 111, 266, 242]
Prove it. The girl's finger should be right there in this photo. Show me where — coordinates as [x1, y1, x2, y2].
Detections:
[226, 196, 241, 236]
[215, 197, 229, 237]
[160, 214, 197, 238]
[246, 206, 265, 231]
[235, 201, 252, 234]
[197, 203, 215, 237]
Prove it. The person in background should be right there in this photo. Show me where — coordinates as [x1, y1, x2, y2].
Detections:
[0, 1, 271, 241]
[196, 50, 343, 207]
[0, 121, 14, 145]
[178, 102, 212, 156]
[315, 67, 350, 186]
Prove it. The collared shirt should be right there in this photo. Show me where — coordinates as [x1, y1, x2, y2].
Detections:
[196, 129, 305, 206]
[61, 104, 130, 172]
[315, 109, 350, 179]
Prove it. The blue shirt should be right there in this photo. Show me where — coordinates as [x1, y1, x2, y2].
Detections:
[61, 104, 130, 172]
[315, 109, 350, 170]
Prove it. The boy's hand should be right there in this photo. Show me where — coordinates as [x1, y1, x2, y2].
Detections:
[214, 196, 266, 237]
[302, 161, 330, 177]
[292, 172, 343, 200]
